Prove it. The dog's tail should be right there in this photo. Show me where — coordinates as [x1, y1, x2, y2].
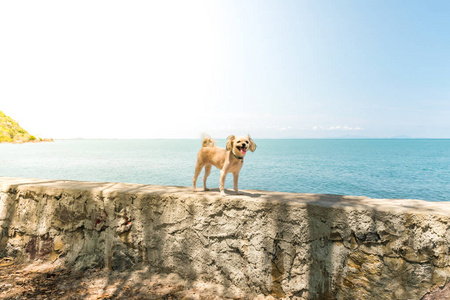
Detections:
[201, 134, 215, 147]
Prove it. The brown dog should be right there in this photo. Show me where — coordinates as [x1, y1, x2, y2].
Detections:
[193, 135, 256, 196]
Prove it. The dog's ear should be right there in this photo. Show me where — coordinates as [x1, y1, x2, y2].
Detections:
[226, 135, 235, 151]
[248, 135, 257, 152]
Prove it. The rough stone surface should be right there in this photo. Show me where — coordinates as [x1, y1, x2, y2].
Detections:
[1, 177, 450, 299]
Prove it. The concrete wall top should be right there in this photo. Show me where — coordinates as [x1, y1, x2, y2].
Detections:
[1, 176, 449, 216]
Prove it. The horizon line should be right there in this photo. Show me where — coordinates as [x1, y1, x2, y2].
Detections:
[51, 137, 450, 140]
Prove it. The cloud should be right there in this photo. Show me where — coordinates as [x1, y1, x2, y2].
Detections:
[312, 125, 364, 131]
[265, 126, 293, 131]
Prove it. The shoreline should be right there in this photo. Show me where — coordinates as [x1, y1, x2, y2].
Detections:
[0, 138, 54, 144]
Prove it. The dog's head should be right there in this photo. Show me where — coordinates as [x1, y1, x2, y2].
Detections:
[226, 135, 257, 156]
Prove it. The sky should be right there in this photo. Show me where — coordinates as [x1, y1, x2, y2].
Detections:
[0, 0, 449, 139]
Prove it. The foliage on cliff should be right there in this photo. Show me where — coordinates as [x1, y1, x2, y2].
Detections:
[0, 110, 50, 143]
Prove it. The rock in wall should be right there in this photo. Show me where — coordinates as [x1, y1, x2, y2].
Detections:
[1, 177, 450, 299]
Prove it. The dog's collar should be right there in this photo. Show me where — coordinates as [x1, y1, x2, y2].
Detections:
[231, 151, 244, 160]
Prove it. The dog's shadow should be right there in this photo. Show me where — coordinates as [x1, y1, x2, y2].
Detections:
[199, 188, 262, 198]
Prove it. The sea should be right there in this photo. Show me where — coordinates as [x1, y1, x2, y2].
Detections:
[1, 139, 449, 201]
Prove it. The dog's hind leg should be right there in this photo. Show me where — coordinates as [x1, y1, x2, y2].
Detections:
[193, 162, 204, 192]
[203, 164, 212, 191]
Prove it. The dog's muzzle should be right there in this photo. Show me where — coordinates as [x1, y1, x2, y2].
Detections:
[237, 145, 247, 154]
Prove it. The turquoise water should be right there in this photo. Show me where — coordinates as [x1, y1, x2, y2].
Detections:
[1, 139, 449, 201]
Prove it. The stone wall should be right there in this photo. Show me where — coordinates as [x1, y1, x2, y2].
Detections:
[1, 177, 450, 299]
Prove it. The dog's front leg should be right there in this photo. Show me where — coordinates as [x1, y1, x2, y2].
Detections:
[219, 169, 227, 196]
[233, 172, 241, 195]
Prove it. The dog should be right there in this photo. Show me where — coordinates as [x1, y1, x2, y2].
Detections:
[193, 134, 256, 196]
